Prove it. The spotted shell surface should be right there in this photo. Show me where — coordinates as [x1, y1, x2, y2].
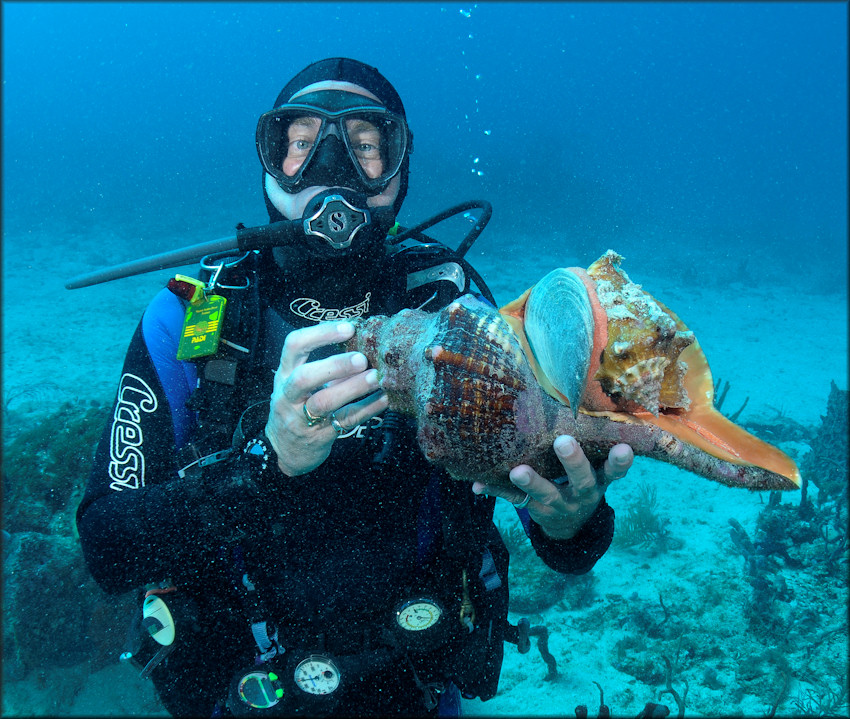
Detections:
[586, 250, 695, 415]
[420, 300, 533, 472]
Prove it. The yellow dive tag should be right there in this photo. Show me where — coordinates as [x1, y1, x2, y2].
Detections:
[177, 294, 227, 360]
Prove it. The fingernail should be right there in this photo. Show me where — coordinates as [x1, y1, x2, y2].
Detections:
[555, 435, 577, 457]
[351, 352, 367, 370]
[365, 369, 379, 386]
[511, 470, 530, 487]
[337, 322, 354, 336]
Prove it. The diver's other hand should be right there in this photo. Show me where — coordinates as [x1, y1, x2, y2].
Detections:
[265, 321, 388, 477]
[472, 436, 634, 540]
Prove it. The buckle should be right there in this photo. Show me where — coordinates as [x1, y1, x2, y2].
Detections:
[177, 446, 233, 478]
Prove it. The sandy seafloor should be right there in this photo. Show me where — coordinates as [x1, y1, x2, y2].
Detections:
[2, 224, 848, 717]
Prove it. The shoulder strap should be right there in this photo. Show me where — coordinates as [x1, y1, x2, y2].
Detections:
[386, 233, 495, 308]
[173, 254, 263, 479]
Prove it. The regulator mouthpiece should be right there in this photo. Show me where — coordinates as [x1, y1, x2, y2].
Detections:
[303, 189, 371, 251]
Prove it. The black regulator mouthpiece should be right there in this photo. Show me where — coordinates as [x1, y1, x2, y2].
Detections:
[235, 187, 394, 262]
[303, 189, 370, 252]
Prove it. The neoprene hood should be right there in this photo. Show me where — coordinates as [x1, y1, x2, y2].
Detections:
[261, 58, 412, 223]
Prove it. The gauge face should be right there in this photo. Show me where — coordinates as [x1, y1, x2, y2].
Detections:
[293, 656, 340, 695]
[237, 671, 281, 709]
[396, 599, 442, 631]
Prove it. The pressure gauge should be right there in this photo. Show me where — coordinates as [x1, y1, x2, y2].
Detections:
[235, 670, 283, 709]
[293, 655, 341, 696]
[396, 598, 443, 632]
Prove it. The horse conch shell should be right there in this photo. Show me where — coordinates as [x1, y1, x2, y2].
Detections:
[349, 250, 800, 491]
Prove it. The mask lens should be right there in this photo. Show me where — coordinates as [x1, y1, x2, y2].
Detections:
[342, 112, 406, 188]
[256, 111, 323, 186]
[257, 105, 407, 192]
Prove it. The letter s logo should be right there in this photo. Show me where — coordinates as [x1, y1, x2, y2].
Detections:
[329, 211, 346, 233]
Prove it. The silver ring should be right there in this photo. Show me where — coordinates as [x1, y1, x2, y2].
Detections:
[512, 493, 531, 509]
[302, 402, 326, 427]
[330, 413, 349, 437]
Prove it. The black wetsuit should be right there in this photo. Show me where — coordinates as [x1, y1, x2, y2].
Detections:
[76, 249, 615, 717]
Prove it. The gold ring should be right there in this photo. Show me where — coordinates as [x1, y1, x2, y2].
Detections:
[512, 493, 531, 509]
[302, 402, 326, 427]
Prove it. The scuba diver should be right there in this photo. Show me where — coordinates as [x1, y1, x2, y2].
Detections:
[75, 57, 635, 717]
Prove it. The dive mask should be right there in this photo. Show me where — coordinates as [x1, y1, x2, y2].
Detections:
[256, 90, 410, 195]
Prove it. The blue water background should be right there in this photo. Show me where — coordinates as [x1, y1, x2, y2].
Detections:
[2, 4, 848, 716]
[3, 1, 846, 291]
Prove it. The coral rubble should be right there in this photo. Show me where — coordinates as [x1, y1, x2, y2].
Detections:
[3, 403, 137, 685]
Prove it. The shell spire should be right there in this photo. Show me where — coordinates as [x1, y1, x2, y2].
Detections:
[586, 250, 694, 414]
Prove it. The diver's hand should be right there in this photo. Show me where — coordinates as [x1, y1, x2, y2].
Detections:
[472, 436, 634, 540]
[265, 321, 388, 477]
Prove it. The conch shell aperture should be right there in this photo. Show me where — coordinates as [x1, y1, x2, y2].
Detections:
[349, 250, 800, 491]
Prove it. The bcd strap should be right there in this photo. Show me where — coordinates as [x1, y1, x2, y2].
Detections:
[176, 357, 242, 477]
[438, 475, 501, 638]
[175, 256, 262, 479]
[478, 547, 502, 591]
[251, 620, 281, 662]
[224, 545, 283, 663]
[231, 401, 272, 450]
[405, 655, 444, 712]
[204, 358, 239, 385]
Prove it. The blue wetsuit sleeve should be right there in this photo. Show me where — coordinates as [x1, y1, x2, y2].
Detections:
[75, 289, 254, 594]
[519, 497, 615, 575]
[141, 289, 198, 447]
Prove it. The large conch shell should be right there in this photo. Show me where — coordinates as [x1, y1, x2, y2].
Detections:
[349, 250, 800, 491]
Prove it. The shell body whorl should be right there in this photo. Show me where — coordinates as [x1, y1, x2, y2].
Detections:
[351, 296, 560, 485]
